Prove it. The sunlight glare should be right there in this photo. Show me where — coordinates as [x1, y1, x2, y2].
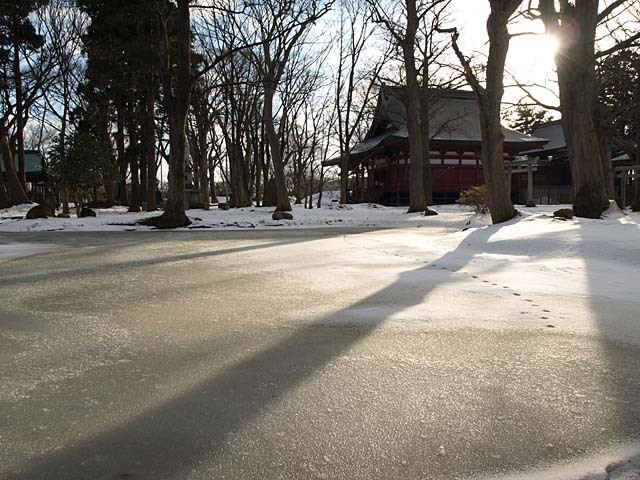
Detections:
[541, 33, 559, 57]
[509, 32, 559, 82]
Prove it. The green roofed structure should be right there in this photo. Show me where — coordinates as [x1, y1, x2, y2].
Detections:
[0, 150, 46, 183]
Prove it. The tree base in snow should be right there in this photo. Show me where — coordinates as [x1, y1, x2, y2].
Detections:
[424, 208, 438, 216]
[553, 208, 574, 220]
[272, 211, 293, 221]
[406, 206, 426, 214]
[26, 204, 53, 219]
[140, 212, 191, 229]
[573, 184, 609, 219]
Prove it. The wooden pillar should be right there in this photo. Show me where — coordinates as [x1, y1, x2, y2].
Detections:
[396, 154, 401, 206]
[621, 168, 628, 208]
[367, 162, 374, 203]
[458, 150, 463, 194]
[527, 156, 536, 207]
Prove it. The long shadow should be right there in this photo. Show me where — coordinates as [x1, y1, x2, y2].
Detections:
[4, 225, 501, 479]
[0, 239, 312, 288]
[0, 228, 393, 287]
[577, 218, 640, 447]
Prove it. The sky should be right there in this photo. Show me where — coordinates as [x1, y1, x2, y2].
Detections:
[451, 1, 560, 111]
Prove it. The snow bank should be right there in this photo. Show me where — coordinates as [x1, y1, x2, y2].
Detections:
[0, 202, 481, 233]
[327, 206, 640, 346]
[478, 440, 640, 480]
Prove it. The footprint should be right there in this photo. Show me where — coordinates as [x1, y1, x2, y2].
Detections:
[525, 299, 533, 302]
[472, 276, 479, 279]
[543, 309, 550, 313]
[513, 293, 521, 296]
[541, 316, 549, 320]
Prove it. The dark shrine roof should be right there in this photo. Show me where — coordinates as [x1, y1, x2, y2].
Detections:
[521, 119, 565, 157]
[325, 87, 548, 167]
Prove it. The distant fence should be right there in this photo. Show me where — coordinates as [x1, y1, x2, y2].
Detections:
[517, 185, 572, 205]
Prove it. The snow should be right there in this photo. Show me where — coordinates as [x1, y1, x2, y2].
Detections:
[0, 199, 482, 232]
[478, 440, 640, 480]
[327, 205, 640, 346]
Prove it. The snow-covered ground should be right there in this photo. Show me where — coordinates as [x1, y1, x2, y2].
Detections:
[0, 201, 485, 232]
[329, 203, 640, 342]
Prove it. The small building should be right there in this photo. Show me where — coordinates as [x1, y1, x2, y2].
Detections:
[323, 88, 547, 205]
[0, 150, 46, 183]
[522, 120, 638, 205]
[0, 150, 48, 201]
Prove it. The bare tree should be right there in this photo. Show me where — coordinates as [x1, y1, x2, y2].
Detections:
[144, 0, 193, 228]
[367, 0, 451, 212]
[241, 0, 334, 213]
[533, 0, 640, 218]
[334, 0, 387, 205]
[447, 0, 521, 224]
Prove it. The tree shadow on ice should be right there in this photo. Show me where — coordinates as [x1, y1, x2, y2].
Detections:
[576, 219, 640, 445]
[4, 226, 502, 479]
[8, 220, 640, 479]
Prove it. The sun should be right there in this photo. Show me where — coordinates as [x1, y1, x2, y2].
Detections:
[540, 33, 560, 57]
[509, 32, 559, 80]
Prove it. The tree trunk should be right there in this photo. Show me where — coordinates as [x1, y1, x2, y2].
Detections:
[197, 110, 210, 210]
[127, 118, 141, 213]
[403, 0, 425, 213]
[255, 139, 263, 206]
[145, 0, 191, 228]
[317, 164, 324, 208]
[597, 128, 615, 199]
[631, 170, 640, 212]
[209, 157, 217, 204]
[128, 155, 141, 212]
[116, 107, 128, 205]
[263, 84, 292, 212]
[294, 167, 304, 204]
[0, 125, 29, 205]
[452, 3, 518, 223]
[340, 149, 350, 205]
[62, 188, 70, 214]
[145, 87, 157, 211]
[13, 29, 27, 192]
[308, 166, 314, 209]
[238, 129, 251, 207]
[140, 144, 148, 206]
[540, 0, 608, 218]
[0, 153, 10, 208]
[421, 97, 433, 205]
[479, 6, 517, 224]
[632, 141, 640, 212]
